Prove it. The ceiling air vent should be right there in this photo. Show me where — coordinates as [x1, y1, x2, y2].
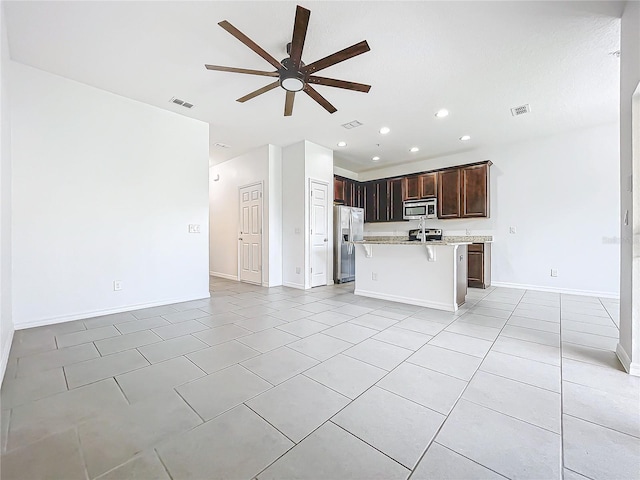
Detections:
[170, 97, 195, 109]
[341, 120, 363, 129]
[511, 104, 530, 117]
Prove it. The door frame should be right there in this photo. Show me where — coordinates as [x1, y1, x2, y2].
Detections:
[237, 181, 264, 286]
[308, 178, 331, 288]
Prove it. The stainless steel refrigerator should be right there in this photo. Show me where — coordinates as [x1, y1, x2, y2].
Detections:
[334, 206, 364, 284]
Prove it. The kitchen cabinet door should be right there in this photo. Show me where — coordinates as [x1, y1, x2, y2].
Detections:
[377, 180, 389, 221]
[389, 178, 405, 222]
[420, 172, 438, 198]
[344, 179, 354, 207]
[461, 163, 489, 217]
[364, 182, 378, 223]
[403, 176, 420, 200]
[334, 176, 346, 204]
[468, 243, 491, 288]
[437, 169, 461, 218]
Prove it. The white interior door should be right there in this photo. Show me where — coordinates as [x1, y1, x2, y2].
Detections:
[310, 180, 328, 287]
[239, 183, 262, 284]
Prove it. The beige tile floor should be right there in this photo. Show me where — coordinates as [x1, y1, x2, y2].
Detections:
[1, 278, 639, 479]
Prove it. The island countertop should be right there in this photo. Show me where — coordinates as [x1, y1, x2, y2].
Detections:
[355, 235, 493, 245]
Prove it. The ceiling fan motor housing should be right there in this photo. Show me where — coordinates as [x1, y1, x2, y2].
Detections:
[279, 57, 305, 92]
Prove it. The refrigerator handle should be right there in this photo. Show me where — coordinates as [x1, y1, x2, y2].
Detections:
[347, 210, 353, 254]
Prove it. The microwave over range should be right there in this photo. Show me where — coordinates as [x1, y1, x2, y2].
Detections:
[403, 199, 437, 220]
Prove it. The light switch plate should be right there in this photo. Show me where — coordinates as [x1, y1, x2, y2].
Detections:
[188, 224, 201, 233]
[509, 226, 517, 234]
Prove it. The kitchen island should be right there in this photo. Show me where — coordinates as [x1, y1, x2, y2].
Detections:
[353, 236, 491, 312]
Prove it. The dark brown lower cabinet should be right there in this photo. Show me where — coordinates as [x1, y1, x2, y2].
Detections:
[468, 243, 491, 289]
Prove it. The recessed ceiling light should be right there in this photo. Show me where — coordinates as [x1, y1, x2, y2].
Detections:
[459, 135, 471, 141]
[435, 109, 449, 118]
[410, 147, 420, 153]
[337, 141, 347, 147]
[372, 156, 380, 161]
[379, 127, 390, 135]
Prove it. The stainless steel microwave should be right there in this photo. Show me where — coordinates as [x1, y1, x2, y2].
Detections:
[403, 199, 437, 220]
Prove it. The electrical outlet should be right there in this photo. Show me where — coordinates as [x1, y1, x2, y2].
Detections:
[188, 224, 201, 233]
[509, 226, 517, 234]
[295, 267, 301, 274]
[372, 272, 378, 281]
[551, 269, 558, 277]
[465, 229, 471, 236]
[113, 280, 123, 291]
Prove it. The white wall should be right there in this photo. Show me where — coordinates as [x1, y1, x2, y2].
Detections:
[618, 1, 640, 374]
[268, 145, 283, 286]
[0, 5, 14, 380]
[282, 141, 306, 288]
[361, 123, 620, 297]
[209, 144, 283, 286]
[11, 62, 210, 329]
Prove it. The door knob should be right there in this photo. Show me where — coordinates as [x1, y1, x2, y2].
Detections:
[239, 238, 243, 240]
[324, 238, 328, 242]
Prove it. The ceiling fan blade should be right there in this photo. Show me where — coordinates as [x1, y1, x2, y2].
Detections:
[302, 40, 370, 75]
[289, 6, 310, 69]
[236, 81, 279, 103]
[205, 65, 279, 77]
[307, 76, 371, 93]
[218, 20, 282, 70]
[284, 91, 295, 116]
[303, 85, 337, 114]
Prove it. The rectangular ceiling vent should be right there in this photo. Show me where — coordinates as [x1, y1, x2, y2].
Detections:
[170, 97, 195, 109]
[510, 104, 530, 116]
[341, 120, 363, 129]
[213, 142, 231, 149]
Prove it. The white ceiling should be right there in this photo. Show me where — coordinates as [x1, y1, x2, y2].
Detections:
[4, 1, 623, 173]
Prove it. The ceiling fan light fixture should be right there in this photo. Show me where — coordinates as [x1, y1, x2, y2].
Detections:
[281, 76, 305, 92]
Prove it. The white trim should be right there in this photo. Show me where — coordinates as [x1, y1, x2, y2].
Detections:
[1, 328, 15, 385]
[210, 271, 238, 281]
[355, 288, 456, 312]
[616, 343, 640, 376]
[13, 292, 211, 331]
[283, 281, 306, 290]
[491, 281, 619, 299]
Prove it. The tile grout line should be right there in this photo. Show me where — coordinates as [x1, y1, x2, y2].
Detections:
[154, 447, 175, 480]
[429, 441, 511, 480]
[74, 426, 91, 480]
[562, 411, 640, 440]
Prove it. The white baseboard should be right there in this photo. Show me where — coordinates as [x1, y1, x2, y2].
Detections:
[355, 288, 456, 312]
[491, 281, 619, 299]
[13, 291, 212, 331]
[210, 271, 238, 281]
[283, 281, 306, 290]
[616, 343, 640, 376]
[1, 327, 15, 385]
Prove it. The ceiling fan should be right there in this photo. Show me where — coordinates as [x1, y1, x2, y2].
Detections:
[205, 5, 371, 116]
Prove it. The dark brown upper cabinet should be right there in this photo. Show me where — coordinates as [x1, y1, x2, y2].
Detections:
[437, 169, 462, 218]
[461, 163, 489, 217]
[388, 178, 405, 222]
[403, 172, 437, 200]
[334, 176, 346, 204]
[403, 176, 420, 200]
[420, 172, 438, 198]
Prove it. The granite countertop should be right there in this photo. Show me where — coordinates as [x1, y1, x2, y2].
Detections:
[356, 235, 493, 245]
